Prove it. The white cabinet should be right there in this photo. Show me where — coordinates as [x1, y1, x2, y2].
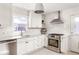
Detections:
[0, 4, 12, 38]
[17, 38, 28, 55]
[17, 38, 34, 55]
[29, 11, 42, 28]
[17, 35, 45, 55]
[0, 4, 12, 55]
[70, 35, 79, 53]
[0, 4, 12, 28]
[32, 36, 44, 50]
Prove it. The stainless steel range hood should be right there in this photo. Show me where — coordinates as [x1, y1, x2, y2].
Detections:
[51, 11, 63, 24]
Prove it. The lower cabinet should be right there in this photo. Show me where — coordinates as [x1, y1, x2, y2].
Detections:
[17, 38, 33, 55]
[70, 36, 79, 53]
[17, 35, 45, 55]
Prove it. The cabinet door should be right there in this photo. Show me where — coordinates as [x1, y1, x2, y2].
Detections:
[38, 36, 45, 47]
[0, 4, 12, 39]
[17, 42, 28, 55]
[70, 36, 79, 52]
[29, 11, 42, 28]
[17, 38, 34, 55]
[0, 4, 12, 28]
[32, 36, 44, 49]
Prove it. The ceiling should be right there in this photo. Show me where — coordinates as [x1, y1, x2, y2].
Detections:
[13, 3, 79, 13]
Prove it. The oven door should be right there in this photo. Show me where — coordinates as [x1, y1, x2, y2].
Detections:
[48, 39, 58, 48]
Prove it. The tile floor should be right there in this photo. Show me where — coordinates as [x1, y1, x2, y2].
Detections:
[29, 48, 79, 55]
[29, 48, 62, 55]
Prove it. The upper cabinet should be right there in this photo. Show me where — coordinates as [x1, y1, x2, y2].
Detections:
[0, 4, 12, 28]
[28, 11, 42, 28]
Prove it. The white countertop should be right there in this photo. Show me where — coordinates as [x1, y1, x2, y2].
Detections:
[0, 34, 45, 41]
[0, 36, 21, 41]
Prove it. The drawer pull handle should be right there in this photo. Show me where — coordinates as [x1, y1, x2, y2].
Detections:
[78, 42, 79, 49]
[25, 42, 28, 43]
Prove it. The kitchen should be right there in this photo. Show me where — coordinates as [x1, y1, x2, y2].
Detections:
[0, 3, 79, 55]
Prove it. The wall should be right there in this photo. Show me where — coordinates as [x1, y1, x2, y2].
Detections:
[45, 7, 79, 53]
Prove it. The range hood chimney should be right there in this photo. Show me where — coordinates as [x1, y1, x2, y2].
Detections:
[51, 11, 63, 24]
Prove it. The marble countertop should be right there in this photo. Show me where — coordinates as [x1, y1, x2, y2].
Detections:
[0, 34, 44, 41]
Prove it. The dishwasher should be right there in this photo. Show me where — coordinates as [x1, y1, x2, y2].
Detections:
[0, 39, 17, 55]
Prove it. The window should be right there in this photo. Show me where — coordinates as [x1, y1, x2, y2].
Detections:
[74, 17, 79, 34]
[13, 16, 28, 32]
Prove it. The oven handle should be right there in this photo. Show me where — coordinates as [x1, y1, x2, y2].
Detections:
[78, 41, 79, 49]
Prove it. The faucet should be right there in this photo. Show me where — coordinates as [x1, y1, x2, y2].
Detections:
[20, 30, 23, 36]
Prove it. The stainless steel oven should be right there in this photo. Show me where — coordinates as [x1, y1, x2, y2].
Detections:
[47, 34, 63, 53]
[48, 39, 58, 48]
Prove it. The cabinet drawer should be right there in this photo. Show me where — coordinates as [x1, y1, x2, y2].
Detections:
[17, 40, 34, 55]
